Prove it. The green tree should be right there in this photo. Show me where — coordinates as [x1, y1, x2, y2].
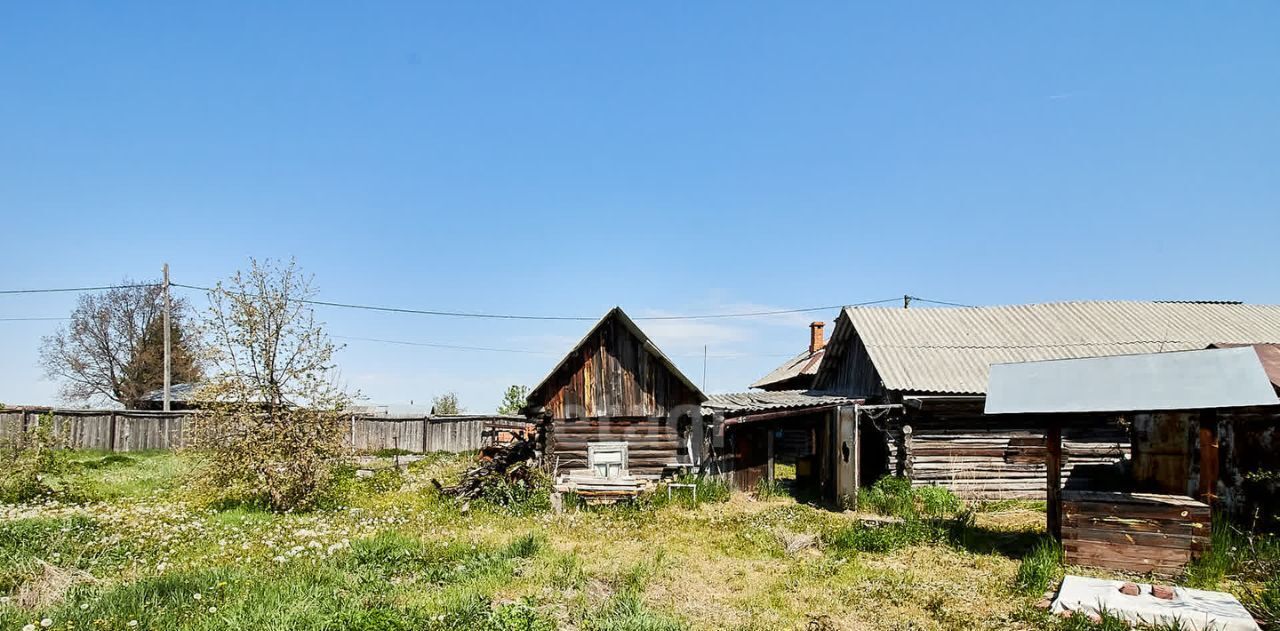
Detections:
[496, 385, 529, 415]
[432, 392, 462, 415]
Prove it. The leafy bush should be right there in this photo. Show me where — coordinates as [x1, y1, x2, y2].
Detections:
[474, 469, 552, 516]
[1013, 537, 1062, 595]
[0, 412, 67, 503]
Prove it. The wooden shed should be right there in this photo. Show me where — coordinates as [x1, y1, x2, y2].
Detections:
[986, 347, 1280, 574]
[525, 307, 707, 481]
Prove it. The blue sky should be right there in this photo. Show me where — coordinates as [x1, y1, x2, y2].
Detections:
[2, 3, 1277, 411]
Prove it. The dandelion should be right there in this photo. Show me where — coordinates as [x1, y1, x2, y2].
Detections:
[193, 593, 202, 600]
[22, 624, 35, 631]
[80, 603, 90, 610]
[40, 619, 53, 628]
[127, 620, 139, 627]
[208, 607, 217, 614]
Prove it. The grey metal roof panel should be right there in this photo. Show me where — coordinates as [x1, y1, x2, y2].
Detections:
[702, 390, 858, 415]
[749, 347, 824, 389]
[842, 301, 1280, 395]
[985, 347, 1280, 414]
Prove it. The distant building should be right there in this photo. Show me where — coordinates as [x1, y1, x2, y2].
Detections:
[750, 322, 826, 391]
[812, 300, 1280, 499]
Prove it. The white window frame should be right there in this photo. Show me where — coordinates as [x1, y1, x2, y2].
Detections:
[587, 442, 629, 479]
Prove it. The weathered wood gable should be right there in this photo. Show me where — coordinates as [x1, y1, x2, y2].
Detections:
[811, 311, 885, 398]
[528, 308, 705, 420]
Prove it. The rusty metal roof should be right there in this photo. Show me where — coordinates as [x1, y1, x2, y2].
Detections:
[749, 347, 825, 389]
[839, 301, 1280, 395]
[702, 390, 858, 415]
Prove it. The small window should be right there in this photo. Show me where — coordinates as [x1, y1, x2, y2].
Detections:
[588, 442, 629, 479]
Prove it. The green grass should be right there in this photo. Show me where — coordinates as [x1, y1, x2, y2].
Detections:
[1013, 537, 1062, 595]
[0, 450, 1268, 630]
[52, 450, 194, 502]
[857, 476, 961, 519]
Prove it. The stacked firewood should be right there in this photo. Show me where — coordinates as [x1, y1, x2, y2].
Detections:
[432, 428, 540, 502]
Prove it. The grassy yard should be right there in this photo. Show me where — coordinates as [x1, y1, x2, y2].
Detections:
[0, 451, 1263, 630]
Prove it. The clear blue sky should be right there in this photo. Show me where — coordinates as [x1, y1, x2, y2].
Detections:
[2, 3, 1277, 412]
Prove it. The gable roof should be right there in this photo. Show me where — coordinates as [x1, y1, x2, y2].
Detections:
[750, 347, 825, 389]
[527, 307, 707, 404]
[823, 301, 1280, 395]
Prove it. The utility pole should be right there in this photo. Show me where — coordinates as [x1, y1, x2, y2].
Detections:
[903, 294, 912, 309]
[163, 263, 172, 412]
[702, 345, 708, 391]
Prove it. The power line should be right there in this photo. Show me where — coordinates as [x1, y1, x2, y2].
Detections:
[0, 317, 68, 322]
[332, 334, 557, 355]
[0, 283, 160, 295]
[334, 334, 796, 358]
[907, 296, 977, 308]
[174, 282, 895, 321]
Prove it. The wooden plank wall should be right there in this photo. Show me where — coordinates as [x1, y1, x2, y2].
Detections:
[1062, 490, 1210, 575]
[533, 317, 703, 420]
[811, 327, 884, 398]
[0, 408, 495, 454]
[882, 413, 1129, 500]
[549, 417, 682, 477]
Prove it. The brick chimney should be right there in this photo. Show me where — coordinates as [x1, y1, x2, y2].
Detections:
[809, 321, 825, 353]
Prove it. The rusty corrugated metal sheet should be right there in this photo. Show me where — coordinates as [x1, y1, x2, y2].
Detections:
[702, 390, 857, 415]
[842, 302, 1280, 395]
[749, 347, 824, 389]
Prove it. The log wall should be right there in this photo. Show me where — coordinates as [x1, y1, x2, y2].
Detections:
[548, 417, 682, 477]
[1062, 490, 1210, 575]
[881, 407, 1129, 500]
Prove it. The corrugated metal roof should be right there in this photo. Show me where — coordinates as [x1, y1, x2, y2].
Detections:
[702, 390, 857, 415]
[749, 347, 825, 389]
[841, 301, 1280, 395]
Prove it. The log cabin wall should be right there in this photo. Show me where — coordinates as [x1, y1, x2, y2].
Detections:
[877, 400, 1130, 500]
[528, 312, 704, 478]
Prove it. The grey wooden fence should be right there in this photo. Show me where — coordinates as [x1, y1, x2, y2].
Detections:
[0, 408, 518, 454]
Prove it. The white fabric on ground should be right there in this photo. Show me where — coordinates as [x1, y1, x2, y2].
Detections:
[1051, 575, 1259, 631]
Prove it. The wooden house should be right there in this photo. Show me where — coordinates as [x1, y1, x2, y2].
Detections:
[811, 301, 1280, 499]
[525, 307, 708, 481]
[750, 322, 827, 391]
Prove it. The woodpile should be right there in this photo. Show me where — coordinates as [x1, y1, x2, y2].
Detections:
[432, 429, 541, 502]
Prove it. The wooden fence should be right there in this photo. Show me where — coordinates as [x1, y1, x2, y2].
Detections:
[0, 407, 521, 454]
